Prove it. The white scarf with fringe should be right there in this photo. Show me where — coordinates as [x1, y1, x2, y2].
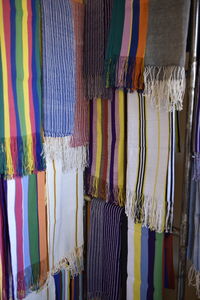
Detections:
[46, 158, 84, 277]
[126, 92, 170, 232]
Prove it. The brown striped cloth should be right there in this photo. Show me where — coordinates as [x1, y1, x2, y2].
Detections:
[86, 89, 126, 206]
[87, 198, 127, 300]
[83, 0, 113, 100]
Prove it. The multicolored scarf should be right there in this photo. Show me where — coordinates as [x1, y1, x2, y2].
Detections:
[127, 221, 165, 300]
[42, 0, 76, 161]
[105, 0, 149, 90]
[0, 0, 45, 177]
[144, 0, 191, 111]
[83, 0, 113, 100]
[7, 172, 48, 299]
[86, 90, 126, 206]
[46, 159, 84, 277]
[0, 178, 13, 300]
[87, 198, 127, 300]
[126, 92, 170, 232]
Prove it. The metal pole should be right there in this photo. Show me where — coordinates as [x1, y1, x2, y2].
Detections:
[177, 1, 199, 299]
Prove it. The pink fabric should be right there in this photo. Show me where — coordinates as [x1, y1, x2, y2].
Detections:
[70, 1, 89, 148]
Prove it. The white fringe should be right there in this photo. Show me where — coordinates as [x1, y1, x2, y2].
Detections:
[44, 137, 89, 172]
[125, 191, 165, 233]
[51, 245, 84, 278]
[188, 264, 200, 298]
[143, 66, 186, 111]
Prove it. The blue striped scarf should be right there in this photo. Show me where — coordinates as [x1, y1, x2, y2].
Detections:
[41, 0, 76, 137]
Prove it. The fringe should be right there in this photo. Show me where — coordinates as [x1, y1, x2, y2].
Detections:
[44, 137, 89, 172]
[51, 245, 84, 278]
[105, 56, 144, 90]
[188, 264, 200, 298]
[17, 260, 49, 299]
[86, 175, 126, 206]
[0, 133, 45, 178]
[143, 65, 186, 111]
[193, 153, 200, 181]
[125, 191, 166, 232]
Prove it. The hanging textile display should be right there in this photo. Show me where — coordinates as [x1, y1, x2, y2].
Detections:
[46, 159, 84, 278]
[7, 172, 48, 299]
[105, 0, 149, 90]
[42, 0, 77, 168]
[86, 89, 126, 206]
[144, 0, 191, 111]
[69, 0, 89, 170]
[87, 198, 127, 300]
[126, 91, 170, 232]
[83, 0, 113, 99]
[0, 178, 13, 300]
[0, 0, 45, 177]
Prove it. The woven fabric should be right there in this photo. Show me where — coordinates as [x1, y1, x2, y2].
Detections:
[144, 0, 191, 110]
[105, 0, 149, 90]
[42, 0, 76, 163]
[83, 0, 113, 99]
[126, 91, 170, 232]
[0, 0, 45, 177]
[87, 198, 127, 300]
[46, 159, 84, 277]
[86, 90, 126, 206]
[7, 173, 48, 299]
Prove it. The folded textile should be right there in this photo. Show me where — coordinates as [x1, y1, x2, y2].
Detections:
[87, 198, 127, 300]
[42, 0, 76, 159]
[126, 91, 170, 232]
[86, 89, 126, 206]
[0, 178, 13, 300]
[7, 172, 49, 299]
[83, 0, 113, 99]
[0, 0, 45, 177]
[144, 0, 191, 111]
[105, 0, 149, 90]
[46, 159, 84, 277]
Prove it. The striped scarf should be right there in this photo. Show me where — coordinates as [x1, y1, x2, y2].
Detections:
[0, 178, 13, 300]
[86, 89, 126, 206]
[144, 0, 191, 111]
[46, 159, 84, 277]
[127, 221, 166, 300]
[126, 92, 170, 232]
[7, 172, 48, 299]
[83, 0, 113, 100]
[87, 198, 127, 300]
[105, 0, 149, 90]
[42, 0, 76, 161]
[0, 0, 45, 177]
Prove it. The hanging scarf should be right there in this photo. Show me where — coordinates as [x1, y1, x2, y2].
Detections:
[86, 89, 126, 206]
[7, 173, 48, 299]
[87, 198, 127, 300]
[46, 159, 84, 277]
[83, 0, 113, 99]
[0, 0, 45, 177]
[127, 220, 165, 300]
[164, 233, 175, 289]
[105, 0, 149, 90]
[53, 269, 71, 300]
[0, 178, 13, 300]
[193, 63, 200, 180]
[126, 91, 170, 232]
[144, 0, 191, 111]
[42, 0, 76, 161]
[188, 166, 200, 298]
